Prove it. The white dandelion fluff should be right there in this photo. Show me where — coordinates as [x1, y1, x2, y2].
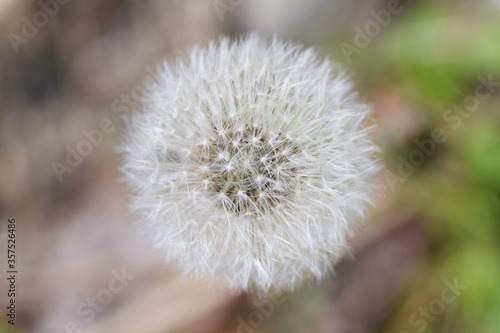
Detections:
[120, 33, 379, 292]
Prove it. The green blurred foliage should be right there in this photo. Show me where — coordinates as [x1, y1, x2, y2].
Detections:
[327, 2, 500, 332]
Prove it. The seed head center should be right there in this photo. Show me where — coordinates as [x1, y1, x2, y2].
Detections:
[194, 125, 299, 217]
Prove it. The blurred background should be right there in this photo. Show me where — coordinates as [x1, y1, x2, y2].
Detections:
[0, 0, 499, 332]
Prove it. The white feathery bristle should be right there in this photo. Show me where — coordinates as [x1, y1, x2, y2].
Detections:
[119, 33, 379, 292]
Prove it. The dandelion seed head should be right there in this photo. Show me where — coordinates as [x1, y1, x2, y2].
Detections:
[119, 33, 379, 292]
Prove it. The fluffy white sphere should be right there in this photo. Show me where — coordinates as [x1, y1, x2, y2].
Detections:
[120, 34, 379, 292]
